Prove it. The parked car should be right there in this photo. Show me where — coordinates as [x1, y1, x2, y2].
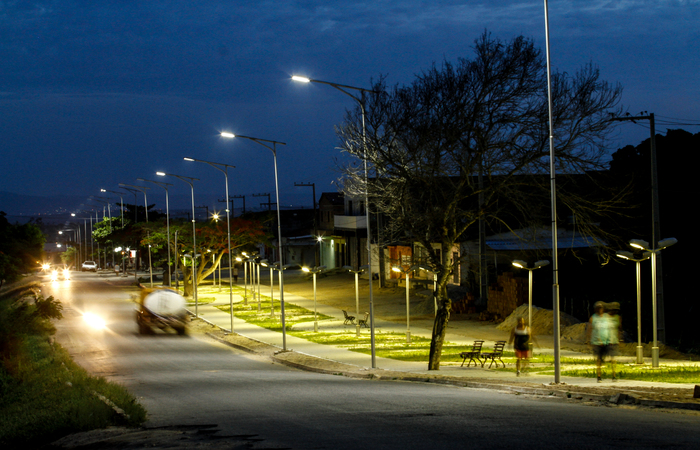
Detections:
[81, 260, 98, 272]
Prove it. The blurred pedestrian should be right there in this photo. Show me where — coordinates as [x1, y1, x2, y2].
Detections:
[509, 317, 537, 376]
[607, 302, 622, 381]
[587, 301, 613, 382]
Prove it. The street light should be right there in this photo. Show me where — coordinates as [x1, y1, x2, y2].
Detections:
[120, 183, 152, 286]
[157, 171, 200, 317]
[628, 237, 677, 367]
[616, 250, 651, 364]
[100, 189, 126, 228]
[512, 259, 550, 352]
[220, 132, 290, 351]
[292, 74, 380, 367]
[137, 178, 173, 287]
[260, 260, 276, 319]
[303, 266, 326, 332]
[344, 265, 368, 336]
[184, 157, 236, 332]
[392, 265, 420, 343]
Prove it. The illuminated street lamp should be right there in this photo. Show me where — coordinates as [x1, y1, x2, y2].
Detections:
[392, 265, 417, 343]
[512, 259, 550, 352]
[260, 260, 276, 319]
[120, 183, 152, 286]
[184, 157, 236, 332]
[616, 249, 651, 364]
[157, 171, 200, 317]
[221, 132, 290, 351]
[292, 74, 380, 367]
[344, 265, 368, 336]
[100, 189, 126, 228]
[302, 266, 326, 332]
[629, 237, 677, 367]
[138, 178, 173, 286]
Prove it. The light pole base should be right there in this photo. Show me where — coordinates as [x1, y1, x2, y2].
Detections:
[406, 331, 411, 344]
[652, 347, 660, 368]
[636, 346, 644, 364]
[314, 321, 318, 333]
[356, 324, 361, 337]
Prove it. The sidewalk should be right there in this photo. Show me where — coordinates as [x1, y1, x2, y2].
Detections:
[114, 271, 700, 410]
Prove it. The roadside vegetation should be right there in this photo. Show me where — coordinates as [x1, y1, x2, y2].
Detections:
[0, 278, 146, 448]
[212, 286, 700, 384]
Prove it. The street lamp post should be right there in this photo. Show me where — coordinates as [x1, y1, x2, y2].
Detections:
[629, 237, 677, 367]
[221, 132, 289, 351]
[120, 183, 153, 286]
[184, 157, 236, 332]
[512, 260, 550, 352]
[157, 172, 200, 317]
[138, 178, 173, 287]
[100, 189, 126, 228]
[292, 75, 380, 367]
[303, 266, 326, 332]
[90, 196, 114, 269]
[392, 266, 418, 343]
[260, 260, 276, 319]
[344, 265, 368, 336]
[616, 250, 651, 364]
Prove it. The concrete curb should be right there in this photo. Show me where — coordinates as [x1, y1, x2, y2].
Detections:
[200, 324, 700, 412]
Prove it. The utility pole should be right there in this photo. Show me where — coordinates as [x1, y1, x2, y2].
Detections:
[218, 195, 246, 216]
[610, 112, 666, 343]
[253, 193, 272, 211]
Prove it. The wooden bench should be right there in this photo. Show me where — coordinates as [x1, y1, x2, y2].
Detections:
[459, 340, 484, 367]
[358, 312, 369, 328]
[480, 340, 507, 368]
[342, 310, 356, 325]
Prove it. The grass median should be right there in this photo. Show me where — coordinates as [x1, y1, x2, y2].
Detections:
[0, 278, 146, 448]
[215, 290, 700, 383]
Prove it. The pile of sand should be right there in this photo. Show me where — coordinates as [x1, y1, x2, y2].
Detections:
[496, 304, 583, 339]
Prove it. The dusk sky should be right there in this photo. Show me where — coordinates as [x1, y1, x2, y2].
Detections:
[1, 1, 699, 215]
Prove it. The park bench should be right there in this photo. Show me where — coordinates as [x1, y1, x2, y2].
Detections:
[358, 312, 369, 328]
[342, 310, 356, 325]
[459, 340, 484, 367]
[480, 340, 507, 368]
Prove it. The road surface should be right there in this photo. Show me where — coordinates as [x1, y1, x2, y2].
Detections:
[48, 273, 700, 449]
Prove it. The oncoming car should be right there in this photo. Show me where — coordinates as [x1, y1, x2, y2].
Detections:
[81, 261, 98, 272]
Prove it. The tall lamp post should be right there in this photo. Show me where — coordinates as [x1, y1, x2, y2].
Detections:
[303, 266, 326, 332]
[90, 196, 114, 269]
[220, 132, 289, 351]
[392, 265, 419, 343]
[616, 250, 651, 364]
[292, 75, 380, 367]
[629, 237, 677, 368]
[100, 189, 126, 228]
[512, 259, 550, 352]
[157, 172, 200, 317]
[344, 265, 368, 336]
[184, 157, 236, 332]
[120, 183, 153, 286]
[138, 178, 173, 287]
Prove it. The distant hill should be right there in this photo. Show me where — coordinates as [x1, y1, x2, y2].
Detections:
[0, 191, 85, 216]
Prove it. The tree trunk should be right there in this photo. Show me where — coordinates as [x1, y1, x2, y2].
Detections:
[428, 299, 451, 370]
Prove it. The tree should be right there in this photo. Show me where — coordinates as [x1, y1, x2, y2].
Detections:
[336, 33, 625, 370]
[0, 212, 46, 283]
[143, 217, 268, 297]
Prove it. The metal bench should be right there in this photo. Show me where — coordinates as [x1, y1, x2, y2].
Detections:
[342, 310, 356, 325]
[459, 340, 484, 367]
[358, 312, 369, 328]
[480, 340, 507, 368]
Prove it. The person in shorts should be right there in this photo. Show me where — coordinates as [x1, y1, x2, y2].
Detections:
[509, 317, 537, 376]
[587, 301, 612, 382]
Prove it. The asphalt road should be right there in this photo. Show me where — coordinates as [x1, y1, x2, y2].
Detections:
[48, 273, 700, 449]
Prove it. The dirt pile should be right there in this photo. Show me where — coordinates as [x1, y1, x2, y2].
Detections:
[496, 304, 583, 340]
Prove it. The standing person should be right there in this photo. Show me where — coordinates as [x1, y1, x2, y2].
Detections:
[509, 317, 537, 376]
[587, 301, 612, 382]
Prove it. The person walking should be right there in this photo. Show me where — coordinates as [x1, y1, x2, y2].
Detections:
[509, 317, 537, 376]
[587, 301, 613, 382]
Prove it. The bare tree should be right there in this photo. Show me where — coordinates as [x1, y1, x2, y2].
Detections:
[336, 33, 625, 370]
